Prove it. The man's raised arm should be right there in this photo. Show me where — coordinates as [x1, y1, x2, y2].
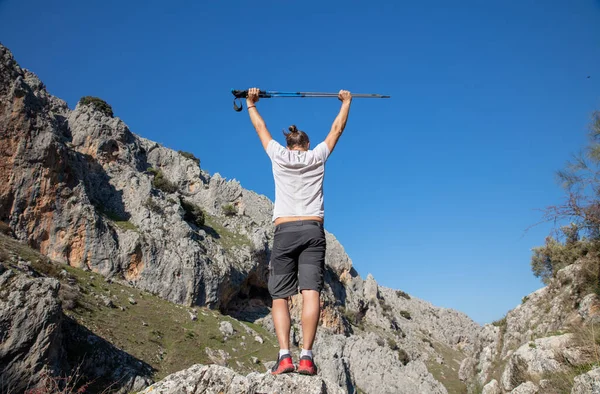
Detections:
[324, 90, 352, 154]
[246, 87, 273, 151]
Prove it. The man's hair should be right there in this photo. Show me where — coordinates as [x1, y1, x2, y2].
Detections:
[284, 125, 310, 149]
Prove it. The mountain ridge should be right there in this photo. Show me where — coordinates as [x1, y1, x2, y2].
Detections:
[4, 42, 598, 394]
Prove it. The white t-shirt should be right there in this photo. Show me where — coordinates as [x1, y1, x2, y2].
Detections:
[266, 139, 330, 223]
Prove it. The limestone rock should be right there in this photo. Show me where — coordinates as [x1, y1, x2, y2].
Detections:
[314, 332, 448, 394]
[0, 271, 153, 393]
[0, 275, 65, 392]
[205, 347, 230, 366]
[571, 367, 600, 394]
[363, 274, 379, 303]
[501, 334, 579, 391]
[219, 321, 234, 337]
[467, 259, 600, 389]
[510, 381, 538, 394]
[482, 379, 501, 394]
[139, 364, 345, 394]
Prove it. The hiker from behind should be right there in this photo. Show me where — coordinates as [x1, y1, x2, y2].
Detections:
[245, 87, 352, 375]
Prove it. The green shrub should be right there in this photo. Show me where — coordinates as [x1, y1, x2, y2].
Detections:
[144, 197, 162, 214]
[222, 204, 237, 217]
[147, 167, 178, 194]
[378, 298, 392, 313]
[181, 199, 205, 227]
[531, 233, 591, 285]
[79, 96, 114, 117]
[387, 337, 399, 351]
[340, 307, 365, 330]
[491, 317, 507, 328]
[400, 310, 411, 320]
[178, 151, 200, 166]
[396, 290, 410, 299]
[397, 348, 410, 365]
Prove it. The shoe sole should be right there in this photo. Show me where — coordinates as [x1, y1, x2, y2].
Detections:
[297, 368, 317, 376]
[271, 366, 295, 375]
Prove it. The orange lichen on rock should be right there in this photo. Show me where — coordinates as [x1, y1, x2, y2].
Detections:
[125, 245, 144, 281]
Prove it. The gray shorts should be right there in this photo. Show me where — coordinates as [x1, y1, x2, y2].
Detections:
[268, 220, 326, 299]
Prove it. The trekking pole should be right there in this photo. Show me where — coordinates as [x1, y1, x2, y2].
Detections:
[231, 89, 391, 112]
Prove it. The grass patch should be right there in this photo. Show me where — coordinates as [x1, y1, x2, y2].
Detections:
[0, 232, 278, 381]
[96, 207, 139, 232]
[204, 214, 251, 251]
[62, 267, 278, 379]
[113, 220, 138, 232]
[425, 340, 468, 394]
[222, 204, 237, 217]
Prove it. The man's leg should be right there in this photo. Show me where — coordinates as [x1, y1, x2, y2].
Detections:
[272, 297, 291, 350]
[300, 289, 320, 350]
[268, 226, 300, 375]
[297, 224, 326, 375]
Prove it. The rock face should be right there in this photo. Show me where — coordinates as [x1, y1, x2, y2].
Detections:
[571, 367, 600, 394]
[0, 267, 152, 393]
[0, 271, 65, 393]
[139, 364, 345, 394]
[315, 332, 448, 394]
[461, 259, 600, 393]
[500, 334, 582, 391]
[0, 42, 484, 392]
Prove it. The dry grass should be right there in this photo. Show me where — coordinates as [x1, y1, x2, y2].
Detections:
[539, 322, 600, 393]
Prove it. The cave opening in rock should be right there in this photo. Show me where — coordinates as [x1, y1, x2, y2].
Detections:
[223, 275, 272, 323]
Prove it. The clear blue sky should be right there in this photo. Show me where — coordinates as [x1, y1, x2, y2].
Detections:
[1, 0, 599, 324]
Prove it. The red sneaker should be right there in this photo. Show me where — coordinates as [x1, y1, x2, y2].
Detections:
[271, 354, 295, 375]
[297, 355, 318, 375]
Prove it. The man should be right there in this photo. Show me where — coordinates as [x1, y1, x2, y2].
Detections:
[245, 87, 352, 375]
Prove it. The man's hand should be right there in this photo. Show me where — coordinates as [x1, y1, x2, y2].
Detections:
[338, 90, 352, 104]
[247, 87, 260, 105]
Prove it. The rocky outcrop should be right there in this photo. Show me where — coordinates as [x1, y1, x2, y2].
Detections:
[0, 270, 65, 393]
[482, 379, 502, 394]
[315, 332, 448, 394]
[571, 367, 600, 394]
[0, 265, 152, 393]
[500, 334, 583, 391]
[139, 364, 345, 394]
[462, 259, 600, 393]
